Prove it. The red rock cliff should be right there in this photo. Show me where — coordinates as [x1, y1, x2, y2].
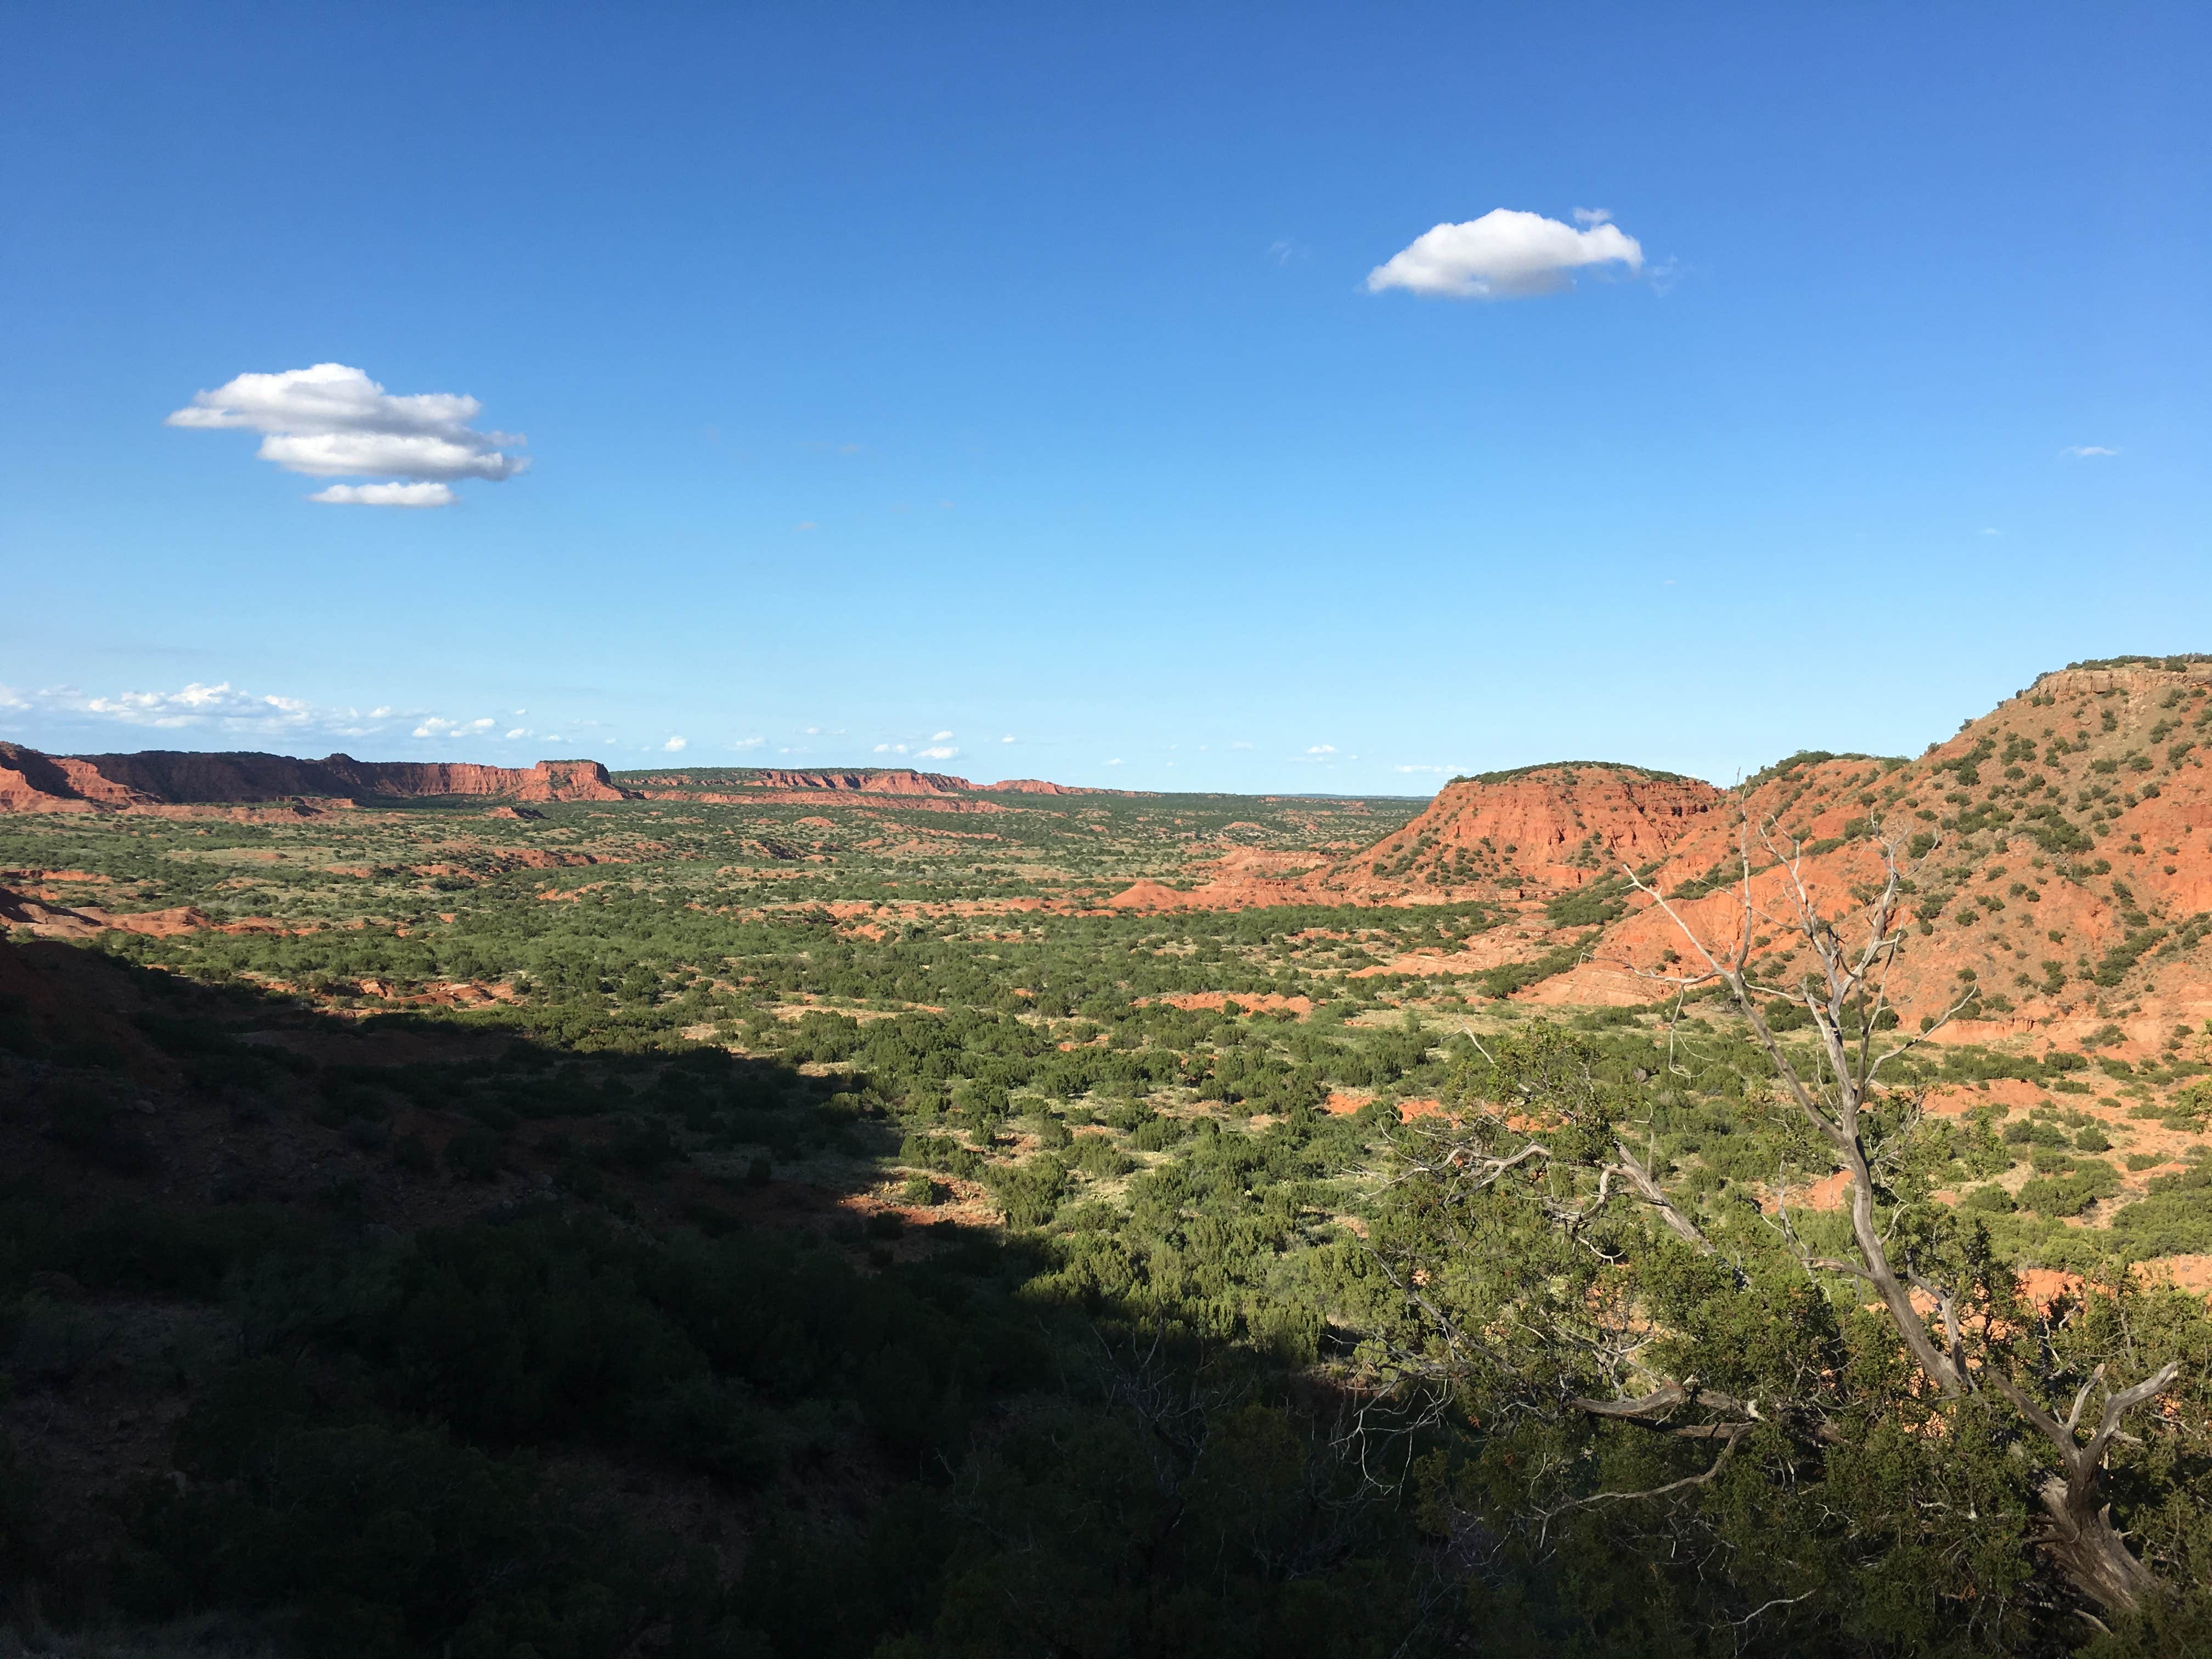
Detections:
[1332, 764, 1726, 893]
[0, 746, 634, 809]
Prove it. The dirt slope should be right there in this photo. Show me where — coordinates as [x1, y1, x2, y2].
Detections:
[1109, 657, 2212, 1046]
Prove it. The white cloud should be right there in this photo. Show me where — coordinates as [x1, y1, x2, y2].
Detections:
[1979, 527, 2002, 537]
[2061, 445, 2118, 459]
[309, 482, 456, 508]
[413, 715, 497, 738]
[505, 727, 527, 740]
[167, 363, 527, 504]
[81, 682, 313, 730]
[1104, 758, 1124, 766]
[663, 736, 687, 752]
[14, 678, 394, 740]
[1393, 763, 1450, 774]
[917, 744, 959, 761]
[1000, 733, 1016, 743]
[730, 736, 765, 751]
[1366, 208, 1643, 300]
[931, 730, 953, 742]
[1572, 207, 1612, 226]
[1306, 744, 1336, 755]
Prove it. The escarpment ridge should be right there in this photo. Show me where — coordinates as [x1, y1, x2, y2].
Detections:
[0, 746, 1150, 812]
[0, 743, 633, 810]
[621, 766, 1140, 799]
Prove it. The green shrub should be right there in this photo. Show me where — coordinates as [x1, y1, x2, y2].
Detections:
[987, 1154, 1067, 1229]
[2111, 1164, 2212, 1253]
[2017, 1160, 2119, 1217]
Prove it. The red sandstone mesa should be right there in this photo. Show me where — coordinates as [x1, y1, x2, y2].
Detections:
[0, 743, 634, 810]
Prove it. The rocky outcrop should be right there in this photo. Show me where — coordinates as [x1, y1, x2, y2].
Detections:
[630, 768, 1142, 800]
[980, 778, 1081, 795]
[0, 745, 634, 810]
[0, 743, 114, 812]
[754, 768, 975, 794]
[1328, 765, 1724, 894]
[510, 759, 630, 802]
[1101, 659, 2212, 1039]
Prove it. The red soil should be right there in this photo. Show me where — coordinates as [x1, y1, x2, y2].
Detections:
[1105, 660, 2212, 1041]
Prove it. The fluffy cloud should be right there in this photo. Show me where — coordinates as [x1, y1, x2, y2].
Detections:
[414, 716, 496, 738]
[8, 679, 380, 738]
[1367, 208, 1643, 300]
[663, 736, 687, 752]
[917, 744, 958, 761]
[309, 482, 457, 507]
[167, 363, 527, 506]
[84, 682, 313, 729]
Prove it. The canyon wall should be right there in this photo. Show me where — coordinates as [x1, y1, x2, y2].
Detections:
[0, 744, 633, 810]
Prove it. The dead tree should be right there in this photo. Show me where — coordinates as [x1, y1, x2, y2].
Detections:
[1611, 814, 2182, 1615]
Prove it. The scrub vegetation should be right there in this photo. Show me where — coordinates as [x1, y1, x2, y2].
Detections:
[3, 780, 2210, 1657]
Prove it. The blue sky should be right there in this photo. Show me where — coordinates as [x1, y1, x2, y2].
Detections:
[3, 4, 2205, 792]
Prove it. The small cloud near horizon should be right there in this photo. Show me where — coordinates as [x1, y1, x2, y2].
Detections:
[2061, 445, 2119, 459]
[310, 482, 456, 507]
[167, 363, 526, 507]
[1367, 208, 1643, 300]
[662, 736, 687, 752]
[2, 678, 594, 753]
